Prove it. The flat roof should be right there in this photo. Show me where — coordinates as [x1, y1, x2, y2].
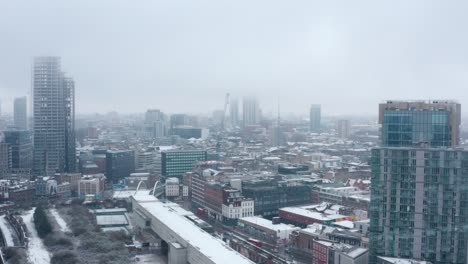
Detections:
[332, 220, 354, 229]
[377, 256, 431, 264]
[113, 190, 137, 199]
[96, 215, 128, 226]
[95, 208, 128, 214]
[280, 207, 348, 221]
[346, 247, 368, 258]
[136, 195, 253, 264]
[240, 217, 299, 232]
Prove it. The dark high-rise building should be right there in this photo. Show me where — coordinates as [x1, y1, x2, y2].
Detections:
[369, 100, 466, 264]
[14, 96, 27, 130]
[0, 143, 11, 174]
[32, 57, 76, 176]
[106, 150, 135, 183]
[3, 130, 33, 170]
[379, 100, 461, 148]
[63, 77, 76, 173]
[161, 150, 207, 178]
[309, 104, 321, 133]
[242, 97, 260, 126]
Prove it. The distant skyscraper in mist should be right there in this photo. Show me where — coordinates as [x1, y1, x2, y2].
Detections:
[230, 98, 239, 127]
[336, 119, 350, 138]
[14, 96, 27, 130]
[145, 109, 166, 138]
[242, 97, 260, 126]
[33, 57, 76, 176]
[309, 104, 321, 133]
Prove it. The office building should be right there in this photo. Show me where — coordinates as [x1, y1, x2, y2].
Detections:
[161, 150, 207, 178]
[3, 130, 33, 170]
[0, 143, 11, 174]
[310, 104, 321, 133]
[242, 97, 260, 126]
[378, 100, 461, 148]
[13, 96, 27, 130]
[32, 57, 76, 176]
[242, 180, 311, 217]
[135, 149, 158, 173]
[106, 150, 135, 183]
[337, 119, 351, 138]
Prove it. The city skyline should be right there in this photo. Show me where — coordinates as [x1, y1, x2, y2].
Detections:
[1, 1, 468, 115]
[1, 1, 468, 263]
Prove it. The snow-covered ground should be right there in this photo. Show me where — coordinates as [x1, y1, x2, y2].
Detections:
[22, 209, 51, 264]
[50, 209, 70, 233]
[0, 216, 14, 246]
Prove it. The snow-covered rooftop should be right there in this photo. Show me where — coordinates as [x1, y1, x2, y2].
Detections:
[280, 206, 348, 221]
[96, 215, 129, 226]
[332, 220, 354, 229]
[377, 256, 431, 264]
[346, 247, 368, 258]
[135, 195, 253, 264]
[239, 216, 300, 232]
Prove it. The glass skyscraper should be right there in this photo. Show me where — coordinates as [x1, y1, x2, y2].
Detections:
[33, 57, 76, 176]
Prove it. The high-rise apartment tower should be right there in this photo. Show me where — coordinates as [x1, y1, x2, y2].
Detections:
[32, 57, 76, 176]
[369, 100, 466, 264]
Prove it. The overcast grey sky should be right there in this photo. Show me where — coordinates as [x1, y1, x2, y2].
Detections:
[0, 0, 467, 116]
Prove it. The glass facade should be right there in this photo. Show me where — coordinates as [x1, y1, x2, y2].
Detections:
[4, 130, 33, 169]
[106, 150, 135, 183]
[382, 110, 451, 147]
[161, 150, 207, 177]
[369, 148, 468, 264]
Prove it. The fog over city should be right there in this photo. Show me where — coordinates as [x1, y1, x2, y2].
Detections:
[1, 0, 467, 115]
